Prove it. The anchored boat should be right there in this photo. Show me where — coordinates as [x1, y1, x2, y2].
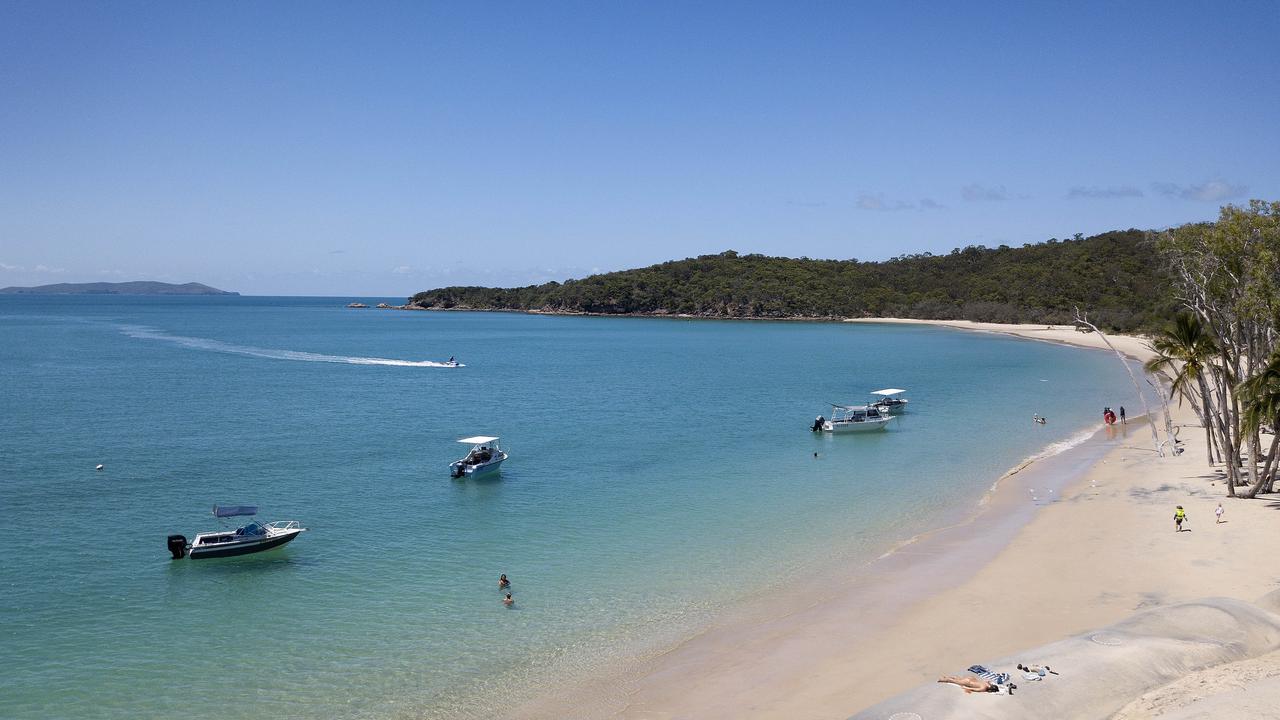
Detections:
[814, 403, 894, 433]
[449, 436, 507, 478]
[870, 388, 910, 414]
[167, 505, 306, 560]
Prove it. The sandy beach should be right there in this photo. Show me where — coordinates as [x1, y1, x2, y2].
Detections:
[514, 319, 1280, 720]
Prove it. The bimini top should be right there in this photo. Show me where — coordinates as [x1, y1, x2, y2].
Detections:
[870, 388, 907, 396]
[829, 403, 874, 411]
[213, 504, 258, 518]
[457, 436, 499, 444]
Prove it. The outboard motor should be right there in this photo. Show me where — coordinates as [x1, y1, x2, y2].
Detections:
[167, 534, 188, 559]
[811, 416, 824, 432]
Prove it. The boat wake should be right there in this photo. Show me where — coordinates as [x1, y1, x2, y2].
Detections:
[118, 325, 455, 367]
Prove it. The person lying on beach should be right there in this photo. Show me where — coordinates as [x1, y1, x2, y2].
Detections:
[937, 675, 1013, 694]
[503, 593, 514, 606]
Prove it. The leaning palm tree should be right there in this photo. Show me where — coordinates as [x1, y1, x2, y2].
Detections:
[1145, 313, 1221, 469]
[1238, 351, 1280, 498]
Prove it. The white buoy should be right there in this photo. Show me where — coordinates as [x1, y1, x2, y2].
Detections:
[95, 464, 104, 471]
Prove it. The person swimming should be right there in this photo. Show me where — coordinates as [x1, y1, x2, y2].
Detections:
[503, 592, 514, 607]
[498, 574, 510, 589]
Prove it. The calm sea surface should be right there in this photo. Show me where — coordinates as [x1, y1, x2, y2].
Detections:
[0, 297, 1144, 719]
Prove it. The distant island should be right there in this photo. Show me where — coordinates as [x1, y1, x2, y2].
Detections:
[408, 229, 1173, 332]
[0, 281, 238, 296]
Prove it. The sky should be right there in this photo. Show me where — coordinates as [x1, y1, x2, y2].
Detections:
[1, 2, 1278, 296]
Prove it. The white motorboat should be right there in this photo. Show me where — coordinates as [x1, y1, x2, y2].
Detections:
[814, 403, 894, 433]
[449, 436, 507, 478]
[870, 388, 910, 414]
[167, 505, 306, 560]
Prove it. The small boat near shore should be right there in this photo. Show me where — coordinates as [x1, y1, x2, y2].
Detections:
[870, 388, 910, 414]
[167, 505, 306, 559]
[450, 436, 507, 478]
[814, 403, 894, 433]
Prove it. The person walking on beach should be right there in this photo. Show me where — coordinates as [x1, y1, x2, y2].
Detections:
[1216, 503, 1224, 524]
[1174, 505, 1187, 532]
[1119, 406, 1126, 424]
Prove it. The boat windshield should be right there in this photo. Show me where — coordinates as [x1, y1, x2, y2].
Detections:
[236, 522, 267, 537]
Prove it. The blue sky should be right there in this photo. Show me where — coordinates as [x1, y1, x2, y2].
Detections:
[1, 2, 1277, 295]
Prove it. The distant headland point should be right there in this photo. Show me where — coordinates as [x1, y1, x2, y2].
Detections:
[0, 281, 238, 296]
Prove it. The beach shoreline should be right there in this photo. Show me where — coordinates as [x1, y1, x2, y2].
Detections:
[510, 319, 1214, 719]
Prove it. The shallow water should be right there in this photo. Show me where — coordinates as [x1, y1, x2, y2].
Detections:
[0, 297, 1145, 718]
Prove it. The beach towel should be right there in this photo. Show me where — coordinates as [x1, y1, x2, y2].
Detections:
[965, 665, 1010, 685]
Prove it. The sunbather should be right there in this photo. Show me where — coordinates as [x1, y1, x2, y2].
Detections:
[938, 675, 1013, 694]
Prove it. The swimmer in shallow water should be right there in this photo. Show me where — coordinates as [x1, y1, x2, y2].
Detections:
[498, 574, 510, 589]
[503, 593, 514, 607]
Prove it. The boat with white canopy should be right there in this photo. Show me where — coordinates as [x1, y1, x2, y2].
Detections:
[449, 436, 507, 478]
[870, 388, 910, 414]
[814, 403, 894, 433]
[167, 505, 306, 560]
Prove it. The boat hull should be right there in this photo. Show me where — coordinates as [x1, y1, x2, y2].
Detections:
[823, 418, 892, 433]
[451, 453, 507, 478]
[188, 529, 303, 559]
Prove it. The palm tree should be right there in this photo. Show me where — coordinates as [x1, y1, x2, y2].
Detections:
[1238, 350, 1280, 498]
[1145, 313, 1221, 470]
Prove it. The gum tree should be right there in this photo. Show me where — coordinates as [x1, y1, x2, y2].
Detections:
[1158, 200, 1280, 493]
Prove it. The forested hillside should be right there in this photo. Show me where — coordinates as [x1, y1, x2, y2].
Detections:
[409, 230, 1174, 331]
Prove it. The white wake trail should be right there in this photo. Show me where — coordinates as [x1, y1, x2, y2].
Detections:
[118, 325, 455, 367]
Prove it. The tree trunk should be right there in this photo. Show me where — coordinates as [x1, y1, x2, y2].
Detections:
[1196, 375, 1217, 465]
[1243, 432, 1279, 498]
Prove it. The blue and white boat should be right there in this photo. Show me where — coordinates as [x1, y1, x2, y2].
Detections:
[449, 436, 507, 478]
[818, 403, 894, 433]
[870, 388, 910, 414]
[167, 505, 306, 559]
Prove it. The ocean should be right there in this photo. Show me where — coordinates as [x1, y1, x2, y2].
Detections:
[0, 296, 1145, 719]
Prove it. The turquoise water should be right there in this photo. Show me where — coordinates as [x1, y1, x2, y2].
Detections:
[0, 297, 1144, 719]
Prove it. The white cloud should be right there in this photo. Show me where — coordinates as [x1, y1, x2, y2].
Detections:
[856, 193, 925, 211]
[857, 193, 945, 211]
[1068, 185, 1144, 199]
[1152, 180, 1248, 202]
[961, 183, 1009, 202]
[856, 194, 888, 210]
[33, 264, 66, 273]
[392, 265, 412, 274]
[0, 262, 22, 271]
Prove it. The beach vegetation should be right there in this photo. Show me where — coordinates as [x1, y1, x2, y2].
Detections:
[410, 230, 1173, 331]
[1145, 313, 1222, 468]
[1157, 199, 1280, 496]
